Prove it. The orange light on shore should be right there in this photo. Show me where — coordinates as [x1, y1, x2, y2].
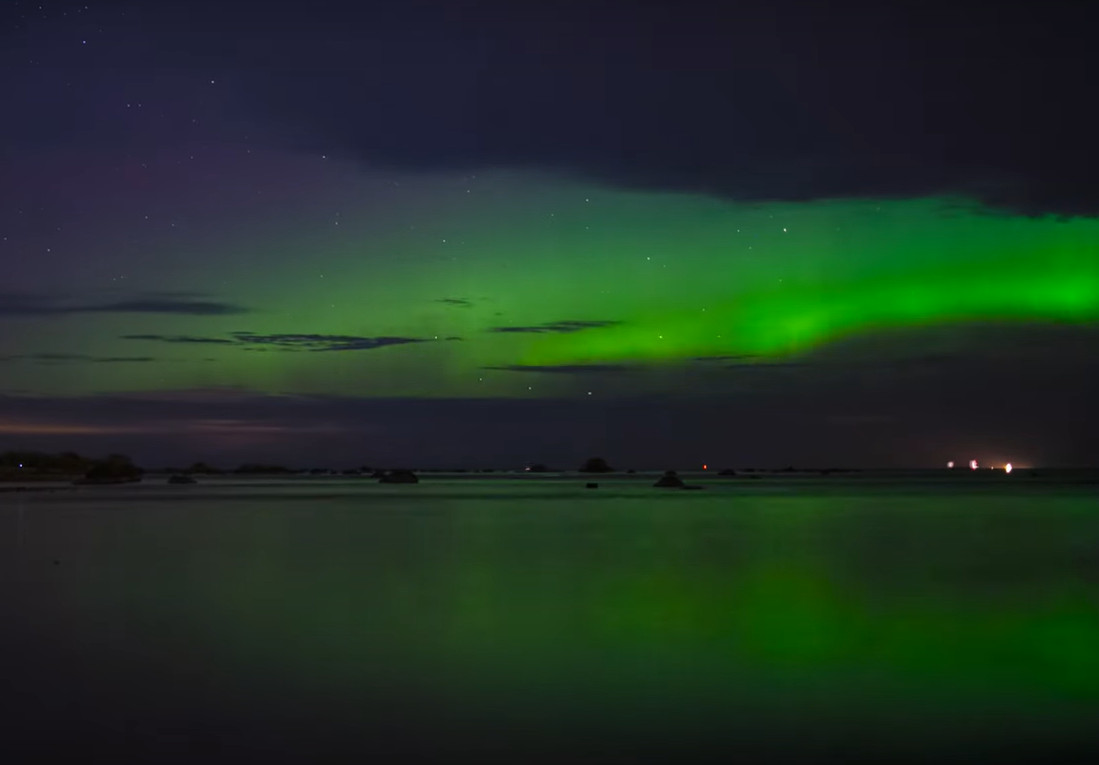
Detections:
[947, 461, 955, 469]
[703, 464, 708, 470]
[969, 459, 979, 470]
[1005, 463, 1013, 474]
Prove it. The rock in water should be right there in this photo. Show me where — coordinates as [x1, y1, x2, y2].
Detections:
[378, 469, 419, 484]
[653, 470, 685, 488]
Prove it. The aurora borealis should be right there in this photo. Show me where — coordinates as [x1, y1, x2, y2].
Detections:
[6, 6, 1099, 763]
[2, 0, 1098, 466]
[6, 185, 1098, 392]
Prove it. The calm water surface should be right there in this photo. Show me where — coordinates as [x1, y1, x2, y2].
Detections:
[2, 477, 1098, 763]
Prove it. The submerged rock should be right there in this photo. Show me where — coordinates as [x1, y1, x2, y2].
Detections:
[579, 457, 613, 473]
[653, 470, 685, 488]
[74, 458, 143, 485]
[378, 469, 419, 484]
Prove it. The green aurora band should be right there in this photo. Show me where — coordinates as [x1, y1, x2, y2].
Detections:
[197, 190, 1099, 382]
[519, 199, 1099, 366]
[9, 178, 1098, 398]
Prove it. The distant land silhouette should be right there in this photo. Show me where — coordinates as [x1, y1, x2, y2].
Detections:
[1, 451, 143, 485]
[74, 456, 143, 485]
[2, 450, 1091, 488]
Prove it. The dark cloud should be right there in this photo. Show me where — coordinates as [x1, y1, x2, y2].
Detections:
[82, 299, 248, 315]
[489, 320, 622, 334]
[721, 361, 812, 370]
[827, 414, 897, 426]
[110, 0, 1093, 217]
[123, 332, 427, 352]
[0, 294, 70, 316]
[231, 333, 425, 352]
[121, 334, 236, 345]
[685, 324, 1099, 375]
[797, 323, 1099, 369]
[0, 353, 157, 363]
[2, 353, 87, 362]
[92, 356, 158, 363]
[10, 1, 1095, 217]
[692, 355, 765, 363]
[0, 292, 248, 317]
[484, 364, 639, 374]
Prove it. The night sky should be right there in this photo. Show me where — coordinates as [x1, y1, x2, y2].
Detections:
[2, 0, 1097, 468]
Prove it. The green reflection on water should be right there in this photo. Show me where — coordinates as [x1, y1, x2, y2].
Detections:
[14, 488, 1099, 739]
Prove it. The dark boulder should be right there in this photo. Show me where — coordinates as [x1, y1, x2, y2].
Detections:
[653, 470, 685, 488]
[379, 469, 419, 484]
[579, 457, 613, 473]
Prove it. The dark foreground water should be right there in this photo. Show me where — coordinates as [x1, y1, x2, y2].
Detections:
[2, 476, 1098, 763]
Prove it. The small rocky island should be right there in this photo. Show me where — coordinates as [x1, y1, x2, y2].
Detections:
[74, 455, 144, 485]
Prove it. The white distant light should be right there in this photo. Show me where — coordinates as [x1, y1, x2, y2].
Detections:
[969, 459, 979, 470]
[1005, 463, 1013, 474]
[947, 461, 955, 469]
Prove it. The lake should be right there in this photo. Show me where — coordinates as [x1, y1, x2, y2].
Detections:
[3, 475, 1098, 763]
